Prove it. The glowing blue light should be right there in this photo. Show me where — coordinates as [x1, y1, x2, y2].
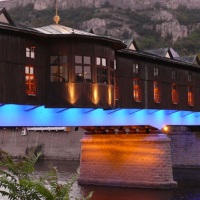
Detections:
[0, 104, 200, 129]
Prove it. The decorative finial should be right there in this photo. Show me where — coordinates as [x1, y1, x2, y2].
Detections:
[54, 0, 60, 24]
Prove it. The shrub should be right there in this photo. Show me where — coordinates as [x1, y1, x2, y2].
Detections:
[0, 151, 92, 200]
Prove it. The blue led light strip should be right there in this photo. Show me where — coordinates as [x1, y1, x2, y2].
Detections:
[0, 104, 199, 129]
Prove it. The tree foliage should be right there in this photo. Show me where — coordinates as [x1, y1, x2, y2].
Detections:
[0, 151, 92, 200]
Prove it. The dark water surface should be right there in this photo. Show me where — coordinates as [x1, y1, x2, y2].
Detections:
[35, 160, 200, 200]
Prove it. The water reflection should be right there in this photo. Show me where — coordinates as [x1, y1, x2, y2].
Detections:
[14, 160, 200, 200]
[81, 186, 173, 200]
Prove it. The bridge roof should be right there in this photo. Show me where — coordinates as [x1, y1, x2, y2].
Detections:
[34, 24, 95, 36]
[119, 49, 200, 70]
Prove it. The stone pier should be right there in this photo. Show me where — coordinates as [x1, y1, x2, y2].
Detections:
[78, 133, 177, 189]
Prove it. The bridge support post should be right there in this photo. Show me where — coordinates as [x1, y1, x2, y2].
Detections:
[78, 133, 177, 189]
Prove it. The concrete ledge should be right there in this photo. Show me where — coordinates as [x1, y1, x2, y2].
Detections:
[78, 178, 177, 189]
[81, 133, 171, 143]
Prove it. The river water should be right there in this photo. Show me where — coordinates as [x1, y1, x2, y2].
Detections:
[1, 160, 200, 200]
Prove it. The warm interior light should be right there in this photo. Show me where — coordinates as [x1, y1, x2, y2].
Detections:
[68, 83, 77, 104]
[163, 126, 169, 132]
[108, 86, 112, 105]
[92, 84, 99, 105]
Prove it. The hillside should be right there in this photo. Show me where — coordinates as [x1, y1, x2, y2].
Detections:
[2, 0, 200, 11]
[1, 1, 200, 55]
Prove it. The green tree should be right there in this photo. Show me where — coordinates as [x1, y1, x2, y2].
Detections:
[0, 151, 92, 200]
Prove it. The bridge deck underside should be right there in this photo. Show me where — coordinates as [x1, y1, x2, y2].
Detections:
[0, 104, 200, 129]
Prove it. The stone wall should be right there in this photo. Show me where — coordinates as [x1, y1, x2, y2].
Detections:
[78, 134, 177, 189]
[0, 127, 84, 160]
[168, 126, 200, 168]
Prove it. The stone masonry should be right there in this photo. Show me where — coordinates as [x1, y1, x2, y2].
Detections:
[0, 127, 84, 160]
[78, 133, 177, 189]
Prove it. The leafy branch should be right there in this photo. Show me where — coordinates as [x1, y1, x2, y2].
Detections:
[0, 151, 92, 200]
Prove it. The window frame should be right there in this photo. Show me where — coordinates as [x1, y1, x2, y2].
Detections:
[188, 86, 194, 106]
[153, 81, 161, 103]
[133, 63, 139, 74]
[75, 55, 92, 82]
[172, 70, 176, 79]
[188, 72, 192, 82]
[26, 46, 35, 59]
[154, 67, 159, 76]
[171, 84, 179, 104]
[50, 55, 68, 83]
[96, 57, 108, 84]
[25, 65, 37, 96]
[133, 78, 141, 102]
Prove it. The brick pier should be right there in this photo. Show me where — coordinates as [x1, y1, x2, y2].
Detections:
[78, 133, 177, 189]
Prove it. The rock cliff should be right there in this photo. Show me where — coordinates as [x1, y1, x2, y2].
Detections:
[1, 0, 200, 11]
[1, 0, 200, 54]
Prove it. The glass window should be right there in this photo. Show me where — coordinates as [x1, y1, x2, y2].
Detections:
[154, 67, 159, 76]
[50, 55, 68, 82]
[84, 56, 91, 64]
[96, 57, 101, 65]
[30, 47, 35, 58]
[188, 86, 194, 106]
[110, 61, 114, 69]
[60, 55, 68, 64]
[133, 63, 139, 73]
[114, 60, 117, 70]
[172, 84, 178, 104]
[154, 82, 160, 103]
[172, 70, 176, 79]
[75, 56, 82, 64]
[75, 66, 84, 82]
[26, 48, 30, 58]
[133, 79, 141, 102]
[75, 56, 92, 82]
[25, 66, 37, 96]
[115, 82, 119, 101]
[26, 46, 35, 58]
[96, 57, 108, 84]
[50, 56, 59, 64]
[110, 70, 114, 85]
[188, 73, 192, 81]
[102, 58, 106, 66]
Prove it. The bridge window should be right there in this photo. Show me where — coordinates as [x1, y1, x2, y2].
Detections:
[172, 70, 176, 79]
[75, 56, 91, 82]
[133, 79, 141, 102]
[26, 46, 35, 58]
[114, 60, 117, 70]
[50, 55, 68, 82]
[110, 70, 114, 85]
[188, 73, 192, 81]
[133, 63, 139, 73]
[154, 81, 160, 103]
[25, 66, 37, 96]
[172, 84, 178, 104]
[110, 61, 115, 85]
[188, 86, 194, 106]
[154, 67, 159, 76]
[115, 81, 119, 106]
[97, 57, 108, 84]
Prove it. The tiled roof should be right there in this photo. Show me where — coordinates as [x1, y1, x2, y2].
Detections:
[144, 48, 169, 57]
[34, 24, 96, 36]
[175, 56, 196, 64]
[144, 47, 180, 58]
